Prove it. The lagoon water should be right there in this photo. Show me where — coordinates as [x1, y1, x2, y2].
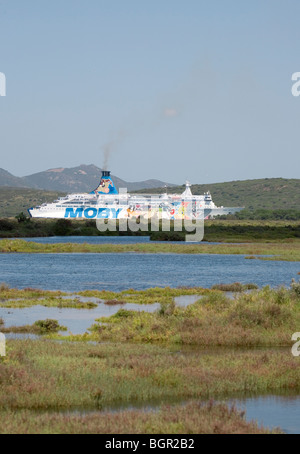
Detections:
[0, 251, 299, 292]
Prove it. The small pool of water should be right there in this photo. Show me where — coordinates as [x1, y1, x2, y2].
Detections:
[0, 294, 203, 335]
[0, 301, 161, 335]
[174, 295, 202, 307]
[230, 394, 300, 434]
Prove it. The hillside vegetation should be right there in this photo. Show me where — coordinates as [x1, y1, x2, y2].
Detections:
[136, 178, 300, 211]
[0, 187, 65, 217]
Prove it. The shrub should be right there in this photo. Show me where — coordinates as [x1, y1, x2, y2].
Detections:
[0, 283, 10, 292]
[15, 212, 30, 223]
[104, 300, 126, 306]
[211, 282, 258, 292]
[0, 219, 14, 231]
[34, 319, 66, 334]
[291, 279, 300, 297]
[53, 219, 72, 236]
[158, 300, 176, 316]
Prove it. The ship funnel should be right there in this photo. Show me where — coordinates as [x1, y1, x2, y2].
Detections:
[91, 170, 118, 195]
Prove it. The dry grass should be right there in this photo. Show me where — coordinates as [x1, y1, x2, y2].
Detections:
[104, 299, 127, 306]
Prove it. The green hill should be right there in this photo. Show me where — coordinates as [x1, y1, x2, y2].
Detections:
[136, 178, 300, 211]
[0, 187, 65, 217]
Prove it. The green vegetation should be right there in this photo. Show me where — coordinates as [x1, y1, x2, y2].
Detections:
[211, 283, 259, 292]
[136, 178, 300, 211]
[1, 216, 300, 243]
[79, 284, 300, 347]
[0, 285, 98, 309]
[221, 209, 300, 221]
[1, 238, 300, 261]
[0, 217, 149, 238]
[150, 219, 300, 242]
[0, 187, 65, 218]
[0, 284, 212, 309]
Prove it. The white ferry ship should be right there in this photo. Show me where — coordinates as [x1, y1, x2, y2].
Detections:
[28, 170, 243, 220]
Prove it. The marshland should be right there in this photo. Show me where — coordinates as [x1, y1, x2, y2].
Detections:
[1, 274, 300, 433]
[0, 227, 300, 433]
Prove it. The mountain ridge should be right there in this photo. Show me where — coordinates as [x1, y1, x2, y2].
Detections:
[0, 165, 175, 192]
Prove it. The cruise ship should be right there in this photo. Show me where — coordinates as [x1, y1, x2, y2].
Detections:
[28, 170, 243, 220]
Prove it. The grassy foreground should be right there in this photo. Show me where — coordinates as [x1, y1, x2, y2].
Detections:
[0, 340, 296, 433]
[1, 283, 300, 433]
[1, 238, 300, 261]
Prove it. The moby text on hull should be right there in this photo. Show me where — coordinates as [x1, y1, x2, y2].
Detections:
[28, 170, 243, 220]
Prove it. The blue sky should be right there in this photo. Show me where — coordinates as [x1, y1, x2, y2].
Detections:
[0, 0, 300, 184]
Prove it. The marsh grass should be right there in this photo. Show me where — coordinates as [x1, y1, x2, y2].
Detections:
[0, 285, 66, 300]
[75, 287, 210, 306]
[0, 286, 98, 309]
[1, 239, 300, 261]
[0, 400, 281, 434]
[104, 299, 127, 306]
[0, 340, 299, 417]
[211, 283, 259, 292]
[86, 285, 300, 346]
[0, 286, 210, 308]
[0, 297, 98, 309]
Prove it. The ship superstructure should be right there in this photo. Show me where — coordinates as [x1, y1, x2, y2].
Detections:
[28, 170, 243, 220]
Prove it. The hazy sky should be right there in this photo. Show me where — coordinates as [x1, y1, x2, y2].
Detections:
[0, 0, 300, 184]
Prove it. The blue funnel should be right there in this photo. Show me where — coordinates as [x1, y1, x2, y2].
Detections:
[91, 170, 118, 195]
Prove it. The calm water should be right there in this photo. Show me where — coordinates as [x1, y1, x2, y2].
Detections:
[0, 301, 161, 335]
[0, 295, 198, 335]
[0, 252, 299, 292]
[233, 394, 300, 434]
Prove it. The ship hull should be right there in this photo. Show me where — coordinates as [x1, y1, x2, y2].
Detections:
[28, 205, 243, 220]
